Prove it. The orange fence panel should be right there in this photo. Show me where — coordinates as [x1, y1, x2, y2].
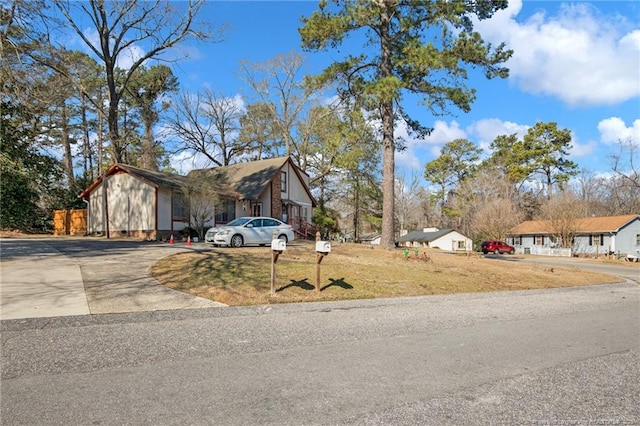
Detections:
[53, 209, 87, 235]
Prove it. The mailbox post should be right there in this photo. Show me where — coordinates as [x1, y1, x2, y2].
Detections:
[315, 231, 331, 292]
[270, 231, 286, 296]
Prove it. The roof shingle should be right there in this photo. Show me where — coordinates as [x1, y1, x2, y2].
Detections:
[510, 214, 639, 235]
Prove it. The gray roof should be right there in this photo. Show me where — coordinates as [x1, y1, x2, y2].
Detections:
[189, 156, 290, 200]
[79, 163, 186, 198]
[397, 228, 456, 243]
[117, 164, 186, 189]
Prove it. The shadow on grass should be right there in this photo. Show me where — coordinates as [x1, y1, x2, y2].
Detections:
[321, 277, 353, 291]
[277, 277, 354, 292]
[277, 278, 315, 292]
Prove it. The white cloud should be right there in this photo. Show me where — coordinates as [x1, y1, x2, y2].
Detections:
[477, 0, 640, 106]
[467, 118, 529, 152]
[169, 151, 212, 175]
[80, 27, 145, 70]
[428, 120, 466, 145]
[568, 133, 597, 158]
[598, 117, 640, 144]
[395, 120, 467, 172]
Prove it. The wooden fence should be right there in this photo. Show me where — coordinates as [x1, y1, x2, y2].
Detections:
[53, 209, 87, 236]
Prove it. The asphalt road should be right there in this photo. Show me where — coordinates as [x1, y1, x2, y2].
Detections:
[2, 283, 639, 424]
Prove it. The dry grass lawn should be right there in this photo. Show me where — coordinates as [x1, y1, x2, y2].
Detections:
[149, 241, 624, 306]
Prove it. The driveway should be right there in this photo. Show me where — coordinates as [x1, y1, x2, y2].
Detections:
[0, 237, 225, 320]
[482, 253, 639, 283]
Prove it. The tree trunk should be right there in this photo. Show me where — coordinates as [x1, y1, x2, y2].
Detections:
[141, 118, 158, 170]
[61, 102, 75, 187]
[379, 4, 395, 249]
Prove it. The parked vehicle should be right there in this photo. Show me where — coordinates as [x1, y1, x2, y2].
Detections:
[205, 217, 295, 248]
[481, 240, 515, 254]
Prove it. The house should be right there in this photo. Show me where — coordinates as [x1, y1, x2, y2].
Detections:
[79, 156, 316, 240]
[508, 214, 640, 258]
[397, 228, 472, 252]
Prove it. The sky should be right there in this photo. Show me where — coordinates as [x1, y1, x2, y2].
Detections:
[68, 0, 640, 180]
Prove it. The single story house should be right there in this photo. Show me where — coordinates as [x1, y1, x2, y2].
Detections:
[397, 228, 472, 252]
[508, 214, 640, 258]
[79, 156, 316, 240]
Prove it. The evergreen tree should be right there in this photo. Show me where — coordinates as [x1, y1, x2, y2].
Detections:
[300, 0, 512, 248]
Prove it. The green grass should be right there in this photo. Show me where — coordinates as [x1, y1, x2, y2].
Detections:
[149, 241, 622, 306]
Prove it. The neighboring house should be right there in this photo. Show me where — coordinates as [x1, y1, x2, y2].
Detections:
[397, 228, 472, 252]
[359, 234, 381, 245]
[79, 156, 316, 240]
[508, 214, 640, 258]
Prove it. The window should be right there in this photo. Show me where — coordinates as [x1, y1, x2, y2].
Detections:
[215, 198, 235, 224]
[172, 192, 188, 221]
[248, 218, 263, 227]
[636, 234, 640, 245]
[252, 202, 262, 217]
[281, 171, 287, 193]
[590, 234, 603, 246]
[457, 240, 466, 249]
[535, 235, 544, 246]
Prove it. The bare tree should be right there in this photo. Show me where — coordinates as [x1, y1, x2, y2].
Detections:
[181, 169, 237, 239]
[607, 138, 640, 214]
[168, 90, 246, 167]
[540, 192, 585, 248]
[395, 171, 423, 233]
[467, 169, 523, 242]
[239, 52, 312, 164]
[46, 0, 224, 164]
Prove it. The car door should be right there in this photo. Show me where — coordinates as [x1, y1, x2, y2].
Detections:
[243, 218, 263, 244]
[261, 218, 281, 242]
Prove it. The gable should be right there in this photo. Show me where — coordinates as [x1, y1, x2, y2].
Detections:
[80, 163, 185, 199]
[188, 156, 316, 206]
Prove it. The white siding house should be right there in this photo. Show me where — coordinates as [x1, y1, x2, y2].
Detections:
[80, 156, 316, 240]
[509, 214, 640, 258]
[397, 228, 472, 252]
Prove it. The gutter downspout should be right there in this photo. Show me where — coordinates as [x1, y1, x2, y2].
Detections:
[103, 173, 110, 239]
[81, 197, 90, 235]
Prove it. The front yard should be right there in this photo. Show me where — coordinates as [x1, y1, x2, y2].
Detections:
[149, 241, 624, 306]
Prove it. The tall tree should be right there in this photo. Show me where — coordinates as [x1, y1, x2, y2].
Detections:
[237, 102, 282, 160]
[522, 122, 578, 199]
[300, 0, 512, 248]
[126, 65, 179, 170]
[42, 0, 222, 164]
[424, 138, 482, 207]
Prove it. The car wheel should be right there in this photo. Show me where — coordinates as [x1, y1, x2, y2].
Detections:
[509, 249, 515, 255]
[230, 234, 244, 248]
[277, 234, 288, 243]
[494, 249, 500, 254]
[482, 250, 488, 254]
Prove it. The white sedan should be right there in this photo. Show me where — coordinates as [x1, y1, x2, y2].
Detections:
[205, 217, 295, 248]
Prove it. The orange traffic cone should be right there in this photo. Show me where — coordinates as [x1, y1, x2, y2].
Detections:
[186, 235, 192, 246]
[169, 234, 174, 244]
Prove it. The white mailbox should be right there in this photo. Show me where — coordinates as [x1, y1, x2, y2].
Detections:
[271, 239, 286, 251]
[316, 241, 331, 254]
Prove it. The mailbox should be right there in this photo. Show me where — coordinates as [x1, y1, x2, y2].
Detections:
[271, 239, 286, 251]
[316, 241, 331, 254]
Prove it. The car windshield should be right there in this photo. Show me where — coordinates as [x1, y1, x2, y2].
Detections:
[226, 217, 252, 227]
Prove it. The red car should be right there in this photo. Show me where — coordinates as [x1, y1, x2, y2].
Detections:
[481, 240, 515, 254]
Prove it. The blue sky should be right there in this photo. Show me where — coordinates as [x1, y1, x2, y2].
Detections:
[69, 1, 640, 179]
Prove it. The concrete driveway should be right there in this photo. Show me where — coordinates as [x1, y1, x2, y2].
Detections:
[0, 237, 225, 320]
